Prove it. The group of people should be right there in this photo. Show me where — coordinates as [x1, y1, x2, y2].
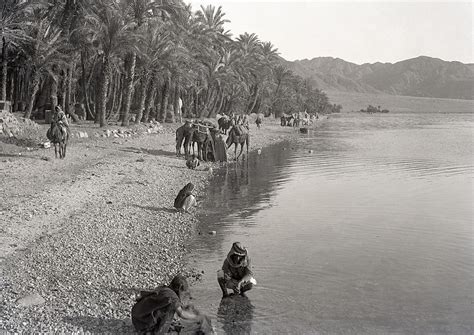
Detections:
[131, 242, 256, 334]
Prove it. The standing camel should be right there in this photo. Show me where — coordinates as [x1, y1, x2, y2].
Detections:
[226, 126, 249, 160]
[175, 121, 194, 157]
[191, 123, 217, 161]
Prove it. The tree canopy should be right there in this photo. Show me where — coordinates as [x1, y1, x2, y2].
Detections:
[1, 0, 341, 127]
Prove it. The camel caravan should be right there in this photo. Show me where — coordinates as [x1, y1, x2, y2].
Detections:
[176, 114, 252, 163]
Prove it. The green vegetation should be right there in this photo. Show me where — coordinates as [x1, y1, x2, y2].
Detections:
[0, 0, 340, 128]
[360, 105, 389, 114]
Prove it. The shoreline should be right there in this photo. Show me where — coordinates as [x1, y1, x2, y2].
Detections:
[0, 118, 303, 333]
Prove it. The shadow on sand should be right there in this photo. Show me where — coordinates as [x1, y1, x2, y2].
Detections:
[63, 315, 134, 333]
[133, 204, 178, 214]
[120, 147, 176, 157]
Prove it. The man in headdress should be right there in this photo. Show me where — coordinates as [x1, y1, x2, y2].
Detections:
[217, 242, 257, 297]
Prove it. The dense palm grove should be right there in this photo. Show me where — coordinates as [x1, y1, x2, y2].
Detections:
[1, 0, 341, 127]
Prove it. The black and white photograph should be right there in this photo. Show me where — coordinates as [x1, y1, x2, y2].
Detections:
[0, 0, 473, 333]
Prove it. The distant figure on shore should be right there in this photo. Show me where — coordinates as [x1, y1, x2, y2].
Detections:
[255, 114, 263, 129]
[174, 183, 197, 213]
[131, 275, 213, 334]
[217, 242, 257, 298]
[186, 154, 200, 170]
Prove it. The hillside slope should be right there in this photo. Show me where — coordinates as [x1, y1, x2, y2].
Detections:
[283, 56, 474, 100]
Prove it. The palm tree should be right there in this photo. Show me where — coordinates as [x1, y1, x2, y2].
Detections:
[0, 0, 29, 101]
[120, 0, 181, 126]
[134, 19, 175, 123]
[83, 0, 136, 127]
[21, 14, 68, 119]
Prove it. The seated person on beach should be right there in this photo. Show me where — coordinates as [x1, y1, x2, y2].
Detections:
[186, 154, 200, 170]
[174, 183, 197, 213]
[217, 242, 257, 298]
[131, 275, 212, 334]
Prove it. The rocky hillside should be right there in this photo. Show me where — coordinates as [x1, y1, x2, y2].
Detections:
[282, 56, 474, 100]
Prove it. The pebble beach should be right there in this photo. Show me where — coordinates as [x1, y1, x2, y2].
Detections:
[0, 118, 299, 333]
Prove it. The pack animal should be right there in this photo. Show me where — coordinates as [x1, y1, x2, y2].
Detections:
[46, 123, 68, 159]
[218, 116, 232, 135]
[175, 121, 194, 157]
[226, 125, 249, 160]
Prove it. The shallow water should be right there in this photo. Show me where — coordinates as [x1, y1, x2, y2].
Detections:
[187, 113, 474, 334]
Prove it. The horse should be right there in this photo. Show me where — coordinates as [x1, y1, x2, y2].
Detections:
[46, 123, 68, 159]
[225, 126, 249, 160]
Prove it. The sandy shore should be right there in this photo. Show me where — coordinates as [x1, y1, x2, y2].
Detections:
[0, 118, 301, 333]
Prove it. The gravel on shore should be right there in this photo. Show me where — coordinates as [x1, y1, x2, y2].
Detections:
[0, 119, 302, 333]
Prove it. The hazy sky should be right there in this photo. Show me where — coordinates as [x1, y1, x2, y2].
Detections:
[189, 1, 473, 65]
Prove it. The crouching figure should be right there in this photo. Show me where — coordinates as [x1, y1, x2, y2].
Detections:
[217, 242, 257, 298]
[131, 275, 213, 334]
[186, 154, 200, 170]
[174, 183, 197, 213]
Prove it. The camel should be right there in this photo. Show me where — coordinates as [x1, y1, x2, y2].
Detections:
[190, 122, 217, 161]
[175, 121, 194, 157]
[226, 125, 249, 160]
[46, 124, 69, 159]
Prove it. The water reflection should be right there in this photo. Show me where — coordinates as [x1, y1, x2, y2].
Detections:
[217, 296, 255, 335]
[195, 142, 293, 254]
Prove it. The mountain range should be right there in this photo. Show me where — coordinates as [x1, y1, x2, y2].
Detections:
[282, 56, 474, 100]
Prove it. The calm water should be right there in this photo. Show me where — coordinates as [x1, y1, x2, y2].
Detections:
[187, 113, 474, 335]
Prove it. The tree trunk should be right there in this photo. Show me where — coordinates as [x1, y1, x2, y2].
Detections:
[135, 69, 150, 124]
[107, 71, 117, 119]
[193, 89, 198, 117]
[65, 61, 74, 114]
[50, 70, 59, 111]
[24, 73, 40, 119]
[9, 70, 14, 102]
[98, 57, 110, 127]
[172, 81, 180, 122]
[247, 86, 259, 114]
[1, 38, 7, 101]
[80, 52, 94, 119]
[159, 76, 170, 122]
[215, 91, 225, 116]
[59, 70, 67, 110]
[121, 52, 136, 126]
[114, 73, 124, 118]
[206, 88, 219, 118]
[142, 75, 157, 122]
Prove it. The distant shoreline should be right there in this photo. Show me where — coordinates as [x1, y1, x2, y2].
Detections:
[326, 90, 474, 114]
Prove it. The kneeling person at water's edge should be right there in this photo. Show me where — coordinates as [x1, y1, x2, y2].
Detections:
[217, 242, 257, 297]
[131, 275, 212, 334]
